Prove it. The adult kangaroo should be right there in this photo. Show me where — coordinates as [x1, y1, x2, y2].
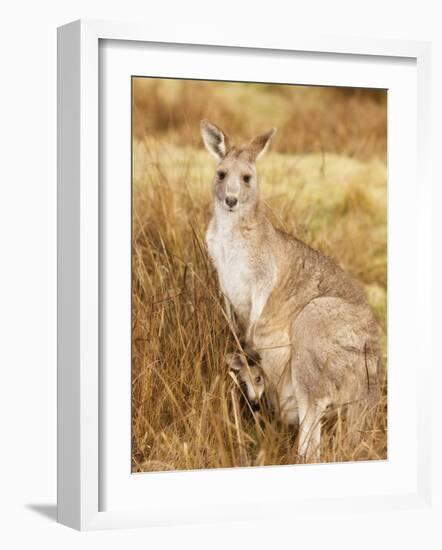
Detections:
[201, 120, 381, 460]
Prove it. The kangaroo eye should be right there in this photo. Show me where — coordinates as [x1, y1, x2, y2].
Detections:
[255, 376, 262, 384]
[243, 174, 251, 184]
[217, 170, 226, 180]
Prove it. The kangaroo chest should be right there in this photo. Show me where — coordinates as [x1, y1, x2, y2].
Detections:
[206, 226, 254, 322]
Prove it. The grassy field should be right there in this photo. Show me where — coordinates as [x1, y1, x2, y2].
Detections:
[131, 79, 387, 472]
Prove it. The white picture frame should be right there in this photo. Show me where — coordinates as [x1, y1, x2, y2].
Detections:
[57, 19, 432, 531]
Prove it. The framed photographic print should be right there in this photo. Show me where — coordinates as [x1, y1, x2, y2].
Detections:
[57, 19, 432, 530]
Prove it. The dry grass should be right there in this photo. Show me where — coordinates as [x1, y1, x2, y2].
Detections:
[133, 78, 387, 161]
[131, 79, 387, 472]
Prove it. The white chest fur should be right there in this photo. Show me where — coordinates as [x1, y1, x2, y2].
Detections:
[206, 222, 254, 322]
[206, 213, 277, 328]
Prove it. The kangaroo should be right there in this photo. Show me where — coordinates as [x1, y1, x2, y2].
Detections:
[201, 120, 381, 461]
[226, 352, 298, 425]
[226, 352, 266, 410]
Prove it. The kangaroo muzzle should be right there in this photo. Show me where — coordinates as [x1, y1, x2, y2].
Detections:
[225, 196, 238, 208]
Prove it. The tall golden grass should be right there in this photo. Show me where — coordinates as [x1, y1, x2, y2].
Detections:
[131, 79, 387, 472]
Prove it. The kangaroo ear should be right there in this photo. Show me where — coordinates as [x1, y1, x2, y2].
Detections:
[200, 120, 231, 161]
[225, 353, 243, 372]
[248, 128, 277, 161]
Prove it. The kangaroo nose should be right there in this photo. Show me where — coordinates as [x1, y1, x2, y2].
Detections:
[225, 196, 238, 208]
